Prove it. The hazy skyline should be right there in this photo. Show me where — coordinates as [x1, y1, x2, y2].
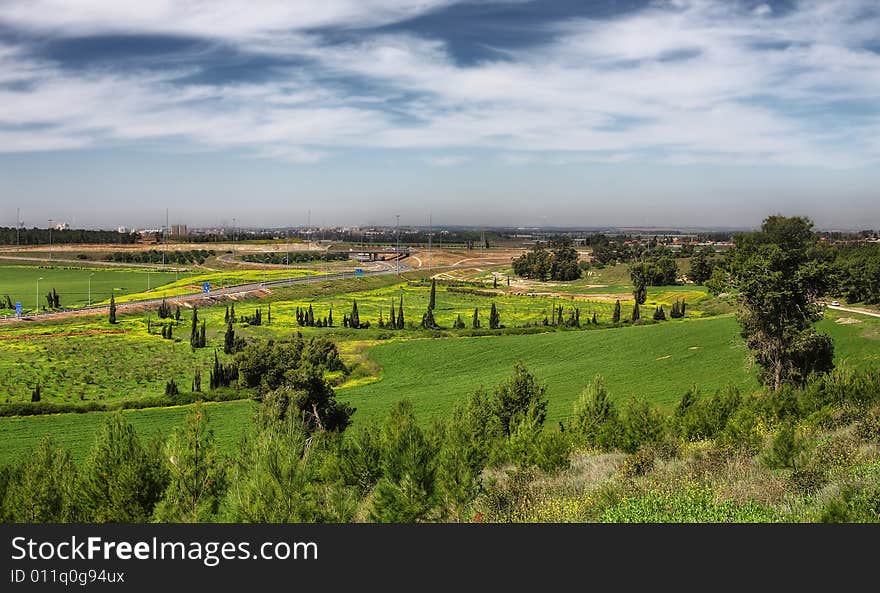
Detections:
[1, 1, 879, 229]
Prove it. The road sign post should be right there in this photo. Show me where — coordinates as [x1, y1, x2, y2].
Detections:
[203, 282, 210, 294]
[355, 268, 363, 276]
[15, 302, 22, 317]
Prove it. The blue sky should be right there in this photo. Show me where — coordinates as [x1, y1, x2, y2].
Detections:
[0, 0, 879, 229]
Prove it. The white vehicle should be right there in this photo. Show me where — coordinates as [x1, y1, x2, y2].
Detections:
[830, 301, 840, 306]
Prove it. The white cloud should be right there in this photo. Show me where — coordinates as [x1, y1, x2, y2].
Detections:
[1, 0, 879, 167]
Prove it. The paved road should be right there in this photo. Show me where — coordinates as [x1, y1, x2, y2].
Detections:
[827, 304, 880, 319]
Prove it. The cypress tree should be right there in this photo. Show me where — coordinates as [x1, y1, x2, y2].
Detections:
[230, 303, 236, 323]
[199, 320, 206, 347]
[472, 307, 480, 328]
[612, 299, 621, 323]
[592, 312, 597, 325]
[453, 314, 465, 329]
[351, 300, 360, 329]
[175, 306, 181, 322]
[389, 301, 396, 329]
[421, 306, 436, 329]
[190, 307, 199, 348]
[429, 278, 436, 310]
[224, 321, 235, 354]
[397, 296, 405, 329]
[489, 302, 500, 329]
[193, 368, 201, 392]
[493, 276, 498, 289]
[631, 301, 640, 322]
[307, 304, 314, 327]
[267, 303, 271, 325]
[109, 294, 117, 324]
[681, 300, 687, 316]
[575, 308, 581, 327]
[343, 314, 349, 328]
[328, 307, 333, 327]
[225, 305, 229, 323]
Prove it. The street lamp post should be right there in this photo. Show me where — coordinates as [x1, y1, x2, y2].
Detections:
[232, 217, 236, 262]
[36, 277, 43, 312]
[88, 272, 95, 306]
[395, 214, 401, 276]
[47, 220, 53, 261]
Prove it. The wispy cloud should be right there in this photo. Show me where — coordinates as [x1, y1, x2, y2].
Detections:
[1, 0, 879, 167]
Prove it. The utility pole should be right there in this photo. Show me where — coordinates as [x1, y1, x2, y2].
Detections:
[16, 208, 20, 252]
[36, 277, 43, 312]
[88, 272, 95, 306]
[428, 212, 432, 271]
[48, 219, 53, 261]
[395, 214, 401, 276]
[232, 217, 236, 262]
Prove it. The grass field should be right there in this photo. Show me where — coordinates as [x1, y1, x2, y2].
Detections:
[0, 399, 256, 464]
[0, 265, 189, 313]
[2, 309, 875, 465]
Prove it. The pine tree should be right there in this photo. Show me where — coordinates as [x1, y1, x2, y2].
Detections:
[397, 296, 405, 329]
[631, 301, 640, 322]
[350, 300, 360, 329]
[472, 307, 480, 329]
[109, 294, 117, 324]
[429, 278, 436, 310]
[190, 307, 200, 348]
[612, 299, 621, 324]
[489, 302, 500, 329]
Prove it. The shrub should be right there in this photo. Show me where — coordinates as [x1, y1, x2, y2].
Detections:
[618, 398, 666, 454]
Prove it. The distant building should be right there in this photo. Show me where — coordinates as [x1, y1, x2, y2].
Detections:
[117, 226, 129, 234]
[171, 224, 188, 237]
[53, 222, 70, 231]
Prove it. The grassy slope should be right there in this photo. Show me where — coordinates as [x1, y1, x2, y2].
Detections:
[0, 400, 256, 464]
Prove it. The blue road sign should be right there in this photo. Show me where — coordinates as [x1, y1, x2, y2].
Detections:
[355, 268, 364, 276]
[15, 302, 22, 316]
[203, 282, 210, 294]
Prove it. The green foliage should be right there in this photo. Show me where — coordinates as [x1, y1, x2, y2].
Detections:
[512, 237, 580, 281]
[369, 400, 437, 522]
[727, 215, 835, 390]
[489, 302, 500, 329]
[570, 376, 620, 451]
[490, 363, 547, 437]
[108, 293, 116, 324]
[2, 436, 77, 522]
[152, 406, 226, 522]
[600, 485, 781, 523]
[617, 397, 666, 454]
[761, 421, 811, 471]
[673, 386, 742, 441]
[77, 414, 167, 522]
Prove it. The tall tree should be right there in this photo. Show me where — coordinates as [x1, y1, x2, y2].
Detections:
[397, 296, 405, 329]
[725, 215, 834, 389]
[489, 303, 500, 329]
[78, 415, 167, 522]
[108, 294, 117, 324]
[350, 300, 360, 329]
[472, 307, 480, 329]
[152, 406, 225, 522]
[631, 301, 640, 322]
[190, 307, 200, 348]
[612, 299, 621, 323]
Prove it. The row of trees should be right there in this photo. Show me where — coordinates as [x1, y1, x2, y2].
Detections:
[104, 249, 213, 265]
[513, 238, 581, 281]
[0, 227, 137, 246]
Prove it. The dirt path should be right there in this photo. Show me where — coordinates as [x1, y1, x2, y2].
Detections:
[827, 304, 880, 319]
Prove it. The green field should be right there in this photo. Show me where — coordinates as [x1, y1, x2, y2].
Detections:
[0, 399, 256, 464]
[2, 308, 876, 465]
[0, 265, 189, 312]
